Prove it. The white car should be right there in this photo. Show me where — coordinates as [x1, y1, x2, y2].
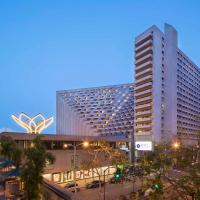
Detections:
[64, 182, 80, 192]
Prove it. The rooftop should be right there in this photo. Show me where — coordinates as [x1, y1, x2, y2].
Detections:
[0, 132, 131, 142]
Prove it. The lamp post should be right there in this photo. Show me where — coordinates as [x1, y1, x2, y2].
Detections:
[196, 144, 199, 163]
[73, 141, 89, 197]
[103, 166, 116, 200]
[172, 141, 180, 169]
[64, 141, 89, 199]
[172, 141, 180, 150]
[103, 168, 108, 200]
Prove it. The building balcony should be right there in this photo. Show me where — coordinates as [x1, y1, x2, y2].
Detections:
[135, 75, 153, 86]
[135, 67, 152, 79]
[134, 89, 152, 98]
[135, 95, 152, 102]
[135, 109, 152, 116]
[135, 46, 153, 60]
[135, 127, 152, 133]
[135, 130, 152, 135]
[135, 97, 152, 106]
[135, 39, 153, 53]
[134, 82, 152, 92]
[135, 61, 152, 72]
[135, 54, 152, 66]
[135, 34, 152, 46]
[135, 103, 152, 111]
[135, 124, 152, 129]
[135, 95, 152, 103]
[135, 117, 152, 123]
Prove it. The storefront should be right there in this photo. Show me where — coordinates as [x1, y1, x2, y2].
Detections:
[43, 166, 116, 184]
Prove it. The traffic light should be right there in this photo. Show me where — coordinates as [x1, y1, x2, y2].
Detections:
[114, 168, 122, 181]
[153, 183, 161, 190]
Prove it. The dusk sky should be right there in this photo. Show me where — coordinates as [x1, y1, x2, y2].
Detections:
[1, 0, 200, 133]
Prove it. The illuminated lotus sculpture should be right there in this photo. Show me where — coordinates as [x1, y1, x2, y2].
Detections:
[11, 112, 53, 134]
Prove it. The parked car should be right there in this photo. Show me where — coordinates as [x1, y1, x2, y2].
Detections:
[109, 177, 116, 184]
[86, 180, 104, 189]
[64, 182, 80, 192]
[109, 177, 122, 184]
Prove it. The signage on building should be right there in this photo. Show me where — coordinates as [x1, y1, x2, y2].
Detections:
[135, 141, 153, 151]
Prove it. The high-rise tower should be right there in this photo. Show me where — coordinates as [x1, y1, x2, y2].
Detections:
[134, 24, 200, 144]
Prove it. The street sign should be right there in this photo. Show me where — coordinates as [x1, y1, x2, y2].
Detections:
[135, 141, 152, 151]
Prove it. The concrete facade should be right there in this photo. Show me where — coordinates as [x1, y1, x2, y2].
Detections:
[56, 84, 134, 137]
[134, 23, 200, 143]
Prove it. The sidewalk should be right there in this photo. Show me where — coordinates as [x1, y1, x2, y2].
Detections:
[77, 181, 139, 200]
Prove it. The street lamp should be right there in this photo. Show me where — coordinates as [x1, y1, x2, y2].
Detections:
[195, 144, 199, 163]
[68, 141, 89, 198]
[103, 166, 116, 200]
[172, 142, 180, 149]
[82, 141, 89, 148]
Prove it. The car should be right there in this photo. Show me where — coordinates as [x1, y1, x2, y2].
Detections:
[86, 180, 104, 189]
[109, 177, 122, 184]
[64, 182, 80, 192]
[109, 177, 117, 184]
[144, 187, 154, 197]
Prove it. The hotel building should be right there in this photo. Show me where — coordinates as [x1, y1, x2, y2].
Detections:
[56, 84, 134, 138]
[56, 23, 200, 145]
[134, 23, 200, 144]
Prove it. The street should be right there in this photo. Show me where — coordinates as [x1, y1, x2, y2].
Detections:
[73, 169, 185, 200]
[77, 181, 136, 200]
[59, 178, 142, 200]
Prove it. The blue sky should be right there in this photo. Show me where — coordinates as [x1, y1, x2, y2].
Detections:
[0, 0, 200, 133]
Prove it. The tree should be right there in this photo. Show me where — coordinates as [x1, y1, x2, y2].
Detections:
[164, 144, 200, 200]
[0, 135, 55, 200]
[0, 135, 23, 168]
[135, 141, 200, 200]
[81, 141, 129, 199]
[20, 136, 55, 200]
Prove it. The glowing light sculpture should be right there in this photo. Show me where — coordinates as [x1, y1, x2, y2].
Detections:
[11, 112, 53, 134]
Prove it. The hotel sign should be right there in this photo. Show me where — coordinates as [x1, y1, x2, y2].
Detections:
[135, 141, 153, 151]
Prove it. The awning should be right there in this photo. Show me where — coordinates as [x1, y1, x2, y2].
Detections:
[5, 169, 20, 177]
[0, 160, 13, 168]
